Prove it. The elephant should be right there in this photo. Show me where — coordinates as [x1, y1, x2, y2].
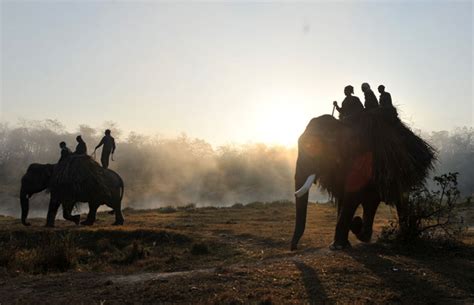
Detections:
[290, 109, 435, 250]
[20, 155, 124, 227]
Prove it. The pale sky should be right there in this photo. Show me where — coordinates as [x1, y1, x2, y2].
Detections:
[1, 0, 473, 146]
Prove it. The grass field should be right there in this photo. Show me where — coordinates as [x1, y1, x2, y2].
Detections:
[0, 201, 473, 304]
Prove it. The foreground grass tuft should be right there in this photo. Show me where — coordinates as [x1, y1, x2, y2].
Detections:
[7, 233, 77, 273]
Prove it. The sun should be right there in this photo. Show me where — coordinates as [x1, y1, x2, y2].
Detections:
[250, 93, 312, 146]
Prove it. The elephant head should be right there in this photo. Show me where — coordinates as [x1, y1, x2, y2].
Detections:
[20, 163, 55, 226]
[291, 115, 362, 250]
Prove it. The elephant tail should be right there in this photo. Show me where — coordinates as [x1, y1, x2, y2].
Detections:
[119, 175, 124, 201]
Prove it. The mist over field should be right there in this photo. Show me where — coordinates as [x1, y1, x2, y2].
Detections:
[0, 119, 473, 218]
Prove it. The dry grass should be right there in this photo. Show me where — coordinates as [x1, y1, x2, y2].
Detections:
[0, 201, 472, 304]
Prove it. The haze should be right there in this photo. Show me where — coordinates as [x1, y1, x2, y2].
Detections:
[1, 1, 472, 146]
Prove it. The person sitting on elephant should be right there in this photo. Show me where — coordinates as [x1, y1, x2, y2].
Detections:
[333, 85, 364, 120]
[59, 141, 72, 163]
[74, 135, 87, 155]
[94, 129, 116, 169]
[378, 85, 393, 108]
[361, 83, 379, 110]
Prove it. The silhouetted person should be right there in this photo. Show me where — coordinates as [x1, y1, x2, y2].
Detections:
[94, 129, 116, 169]
[361, 83, 379, 109]
[59, 141, 72, 163]
[333, 85, 364, 120]
[378, 85, 393, 108]
[74, 135, 87, 155]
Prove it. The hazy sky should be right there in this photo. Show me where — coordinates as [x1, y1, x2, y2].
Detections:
[1, 1, 472, 146]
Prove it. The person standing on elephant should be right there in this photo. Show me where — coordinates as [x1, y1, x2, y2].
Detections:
[94, 129, 116, 169]
[74, 135, 87, 155]
[361, 83, 379, 110]
[58, 141, 72, 163]
[378, 85, 393, 108]
[333, 85, 364, 120]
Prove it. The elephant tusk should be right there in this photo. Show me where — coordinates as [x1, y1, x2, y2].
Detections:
[295, 174, 316, 198]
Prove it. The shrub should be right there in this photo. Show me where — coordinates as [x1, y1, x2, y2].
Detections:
[380, 172, 468, 243]
[158, 206, 177, 213]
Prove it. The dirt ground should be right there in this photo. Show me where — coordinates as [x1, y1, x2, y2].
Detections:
[0, 202, 473, 305]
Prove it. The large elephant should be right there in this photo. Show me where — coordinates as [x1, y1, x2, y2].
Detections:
[290, 110, 435, 250]
[20, 156, 124, 227]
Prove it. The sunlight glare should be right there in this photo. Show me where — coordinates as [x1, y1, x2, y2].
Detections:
[251, 93, 311, 147]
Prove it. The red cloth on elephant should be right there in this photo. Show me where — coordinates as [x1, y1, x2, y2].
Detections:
[345, 151, 373, 193]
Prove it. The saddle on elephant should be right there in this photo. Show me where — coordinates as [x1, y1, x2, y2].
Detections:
[50, 154, 113, 203]
[344, 107, 436, 203]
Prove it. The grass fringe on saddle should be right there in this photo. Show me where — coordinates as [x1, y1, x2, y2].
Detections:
[349, 107, 437, 202]
[50, 155, 111, 201]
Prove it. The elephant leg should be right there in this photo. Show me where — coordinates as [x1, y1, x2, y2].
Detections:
[45, 197, 61, 227]
[396, 194, 408, 225]
[290, 191, 309, 251]
[355, 198, 380, 242]
[112, 207, 124, 225]
[336, 197, 343, 218]
[332, 193, 359, 250]
[395, 193, 413, 237]
[81, 203, 99, 226]
[62, 202, 80, 225]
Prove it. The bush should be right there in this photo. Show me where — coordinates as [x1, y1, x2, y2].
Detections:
[158, 206, 177, 214]
[380, 172, 468, 243]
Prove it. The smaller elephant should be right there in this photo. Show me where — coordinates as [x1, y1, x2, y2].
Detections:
[20, 156, 124, 227]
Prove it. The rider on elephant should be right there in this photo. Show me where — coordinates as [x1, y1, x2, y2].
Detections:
[94, 129, 116, 169]
[378, 85, 393, 108]
[333, 85, 364, 120]
[74, 135, 87, 155]
[59, 141, 72, 163]
[361, 83, 379, 110]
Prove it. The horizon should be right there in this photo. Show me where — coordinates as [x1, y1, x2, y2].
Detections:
[0, 116, 472, 150]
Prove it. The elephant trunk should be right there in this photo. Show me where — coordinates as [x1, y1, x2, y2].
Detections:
[20, 187, 31, 226]
[291, 148, 318, 250]
[291, 186, 309, 251]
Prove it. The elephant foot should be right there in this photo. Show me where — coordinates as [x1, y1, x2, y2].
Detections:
[71, 215, 81, 225]
[112, 220, 124, 226]
[329, 240, 351, 251]
[356, 230, 373, 243]
[22, 221, 31, 227]
[80, 220, 94, 226]
[290, 242, 298, 251]
[350, 216, 363, 235]
[45, 223, 55, 228]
